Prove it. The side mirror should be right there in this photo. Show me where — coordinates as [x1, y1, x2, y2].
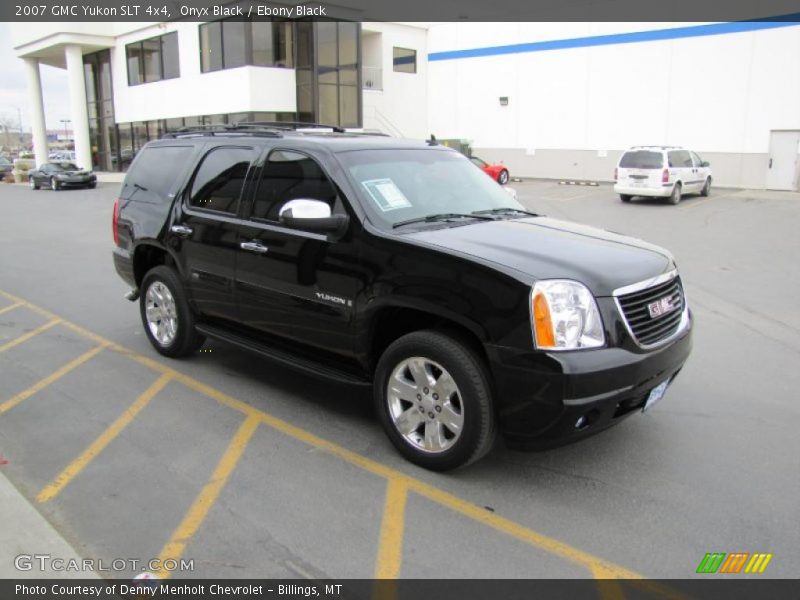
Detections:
[701, 161, 710, 167]
[279, 199, 349, 236]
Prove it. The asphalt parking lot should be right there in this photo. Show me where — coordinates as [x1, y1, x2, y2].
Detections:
[0, 179, 798, 584]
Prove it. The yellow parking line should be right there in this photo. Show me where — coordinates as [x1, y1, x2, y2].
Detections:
[591, 566, 627, 600]
[374, 478, 409, 579]
[36, 373, 172, 503]
[0, 288, 682, 590]
[0, 301, 24, 316]
[155, 413, 260, 579]
[0, 318, 61, 354]
[0, 344, 107, 416]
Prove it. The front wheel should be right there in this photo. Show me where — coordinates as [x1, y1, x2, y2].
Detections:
[497, 170, 509, 185]
[620, 194, 632, 203]
[50, 177, 60, 191]
[668, 183, 682, 205]
[140, 266, 205, 358]
[30, 178, 39, 190]
[374, 331, 496, 471]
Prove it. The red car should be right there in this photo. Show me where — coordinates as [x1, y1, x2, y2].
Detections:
[469, 155, 510, 185]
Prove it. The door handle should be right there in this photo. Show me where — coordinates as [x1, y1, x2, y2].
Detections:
[240, 241, 269, 254]
[170, 224, 193, 237]
[769, 158, 773, 169]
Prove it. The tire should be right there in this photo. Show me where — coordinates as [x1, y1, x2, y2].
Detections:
[50, 177, 60, 191]
[374, 330, 496, 471]
[497, 169, 509, 185]
[88, 182, 97, 189]
[701, 177, 711, 197]
[30, 178, 39, 190]
[620, 194, 632, 203]
[668, 183, 682, 205]
[140, 266, 205, 358]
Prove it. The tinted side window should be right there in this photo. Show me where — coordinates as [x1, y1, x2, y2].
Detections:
[668, 150, 692, 168]
[470, 157, 487, 168]
[251, 150, 338, 222]
[189, 147, 254, 214]
[126, 146, 193, 199]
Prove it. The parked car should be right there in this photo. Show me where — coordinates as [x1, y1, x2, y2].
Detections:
[113, 125, 692, 471]
[614, 146, 712, 204]
[29, 162, 97, 191]
[0, 157, 12, 178]
[49, 151, 76, 162]
[469, 155, 510, 185]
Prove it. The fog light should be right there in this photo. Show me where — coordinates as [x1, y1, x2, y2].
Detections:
[575, 415, 588, 430]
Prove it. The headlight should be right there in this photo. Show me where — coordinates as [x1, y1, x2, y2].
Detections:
[531, 280, 605, 350]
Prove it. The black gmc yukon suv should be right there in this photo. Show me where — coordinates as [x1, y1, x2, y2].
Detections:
[113, 124, 692, 471]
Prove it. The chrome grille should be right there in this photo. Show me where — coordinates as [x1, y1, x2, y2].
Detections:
[617, 275, 685, 347]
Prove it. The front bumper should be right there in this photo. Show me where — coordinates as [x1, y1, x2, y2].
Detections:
[56, 176, 96, 187]
[486, 310, 692, 449]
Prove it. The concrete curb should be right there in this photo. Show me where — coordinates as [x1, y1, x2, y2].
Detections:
[0, 470, 98, 579]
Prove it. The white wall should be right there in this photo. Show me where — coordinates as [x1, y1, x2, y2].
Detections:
[362, 22, 428, 139]
[427, 23, 800, 155]
[111, 22, 296, 123]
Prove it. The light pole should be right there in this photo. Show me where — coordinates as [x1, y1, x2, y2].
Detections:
[60, 119, 71, 147]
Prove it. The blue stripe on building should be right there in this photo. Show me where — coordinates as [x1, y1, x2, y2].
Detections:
[428, 17, 800, 62]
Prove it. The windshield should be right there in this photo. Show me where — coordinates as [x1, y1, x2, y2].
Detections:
[619, 151, 663, 169]
[53, 163, 79, 171]
[337, 149, 524, 229]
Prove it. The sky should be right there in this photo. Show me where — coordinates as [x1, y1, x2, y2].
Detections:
[0, 23, 71, 133]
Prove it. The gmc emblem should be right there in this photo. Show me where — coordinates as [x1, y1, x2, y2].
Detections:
[648, 296, 676, 319]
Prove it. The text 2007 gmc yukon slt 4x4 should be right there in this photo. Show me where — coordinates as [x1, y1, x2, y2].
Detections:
[113, 124, 692, 471]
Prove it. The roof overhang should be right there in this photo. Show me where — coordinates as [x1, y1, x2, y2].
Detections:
[14, 33, 116, 68]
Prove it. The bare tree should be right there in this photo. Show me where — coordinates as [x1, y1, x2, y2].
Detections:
[0, 113, 14, 151]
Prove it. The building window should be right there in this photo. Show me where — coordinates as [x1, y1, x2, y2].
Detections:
[315, 21, 360, 127]
[126, 32, 180, 86]
[252, 21, 294, 68]
[200, 20, 296, 73]
[393, 47, 417, 73]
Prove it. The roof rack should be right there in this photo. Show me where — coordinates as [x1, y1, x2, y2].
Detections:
[160, 121, 391, 140]
[161, 123, 283, 139]
[236, 120, 346, 133]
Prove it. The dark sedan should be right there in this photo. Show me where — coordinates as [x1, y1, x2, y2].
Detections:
[29, 162, 97, 191]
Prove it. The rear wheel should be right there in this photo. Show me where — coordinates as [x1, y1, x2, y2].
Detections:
[620, 194, 632, 203]
[374, 330, 496, 471]
[497, 169, 509, 185]
[701, 177, 711, 197]
[140, 266, 205, 358]
[668, 183, 682, 205]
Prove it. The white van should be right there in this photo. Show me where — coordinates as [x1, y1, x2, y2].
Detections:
[614, 146, 712, 204]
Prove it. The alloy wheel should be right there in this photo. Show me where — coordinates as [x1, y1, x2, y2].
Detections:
[145, 281, 178, 346]
[386, 357, 464, 454]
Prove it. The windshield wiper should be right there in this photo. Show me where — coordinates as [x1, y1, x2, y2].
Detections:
[392, 213, 494, 229]
[471, 207, 540, 217]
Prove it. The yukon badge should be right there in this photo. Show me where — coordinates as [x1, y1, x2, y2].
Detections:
[315, 291, 351, 307]
[648, 295, 676, 319]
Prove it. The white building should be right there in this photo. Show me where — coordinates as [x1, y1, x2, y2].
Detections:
[10, 20, 429, 172]
[11, 20, 800, 190]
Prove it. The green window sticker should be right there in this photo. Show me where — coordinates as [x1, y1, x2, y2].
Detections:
[362, 178, 412, 212]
